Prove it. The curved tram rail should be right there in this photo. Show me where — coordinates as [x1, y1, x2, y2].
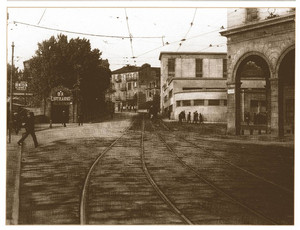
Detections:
[80, 116, 193, 225]
[140, 116, 193, 225]
[79, 119, 136, 224]
[150, 120, 279, 225]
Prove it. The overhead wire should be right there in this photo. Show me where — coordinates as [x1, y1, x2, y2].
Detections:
[124, 9, 135, 59]
[13, 20, 164, 39]
[177, 8, 197, 51]
[37, 9, 47, 25]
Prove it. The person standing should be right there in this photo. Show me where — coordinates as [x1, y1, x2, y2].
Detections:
[187, 112, 191, 123]
[62, 110, 67, 127]
[78, 113, 83, 126]
[193, 111, 198, 124]
[199, 113, 203, 124]
[17, 112, 38, 148]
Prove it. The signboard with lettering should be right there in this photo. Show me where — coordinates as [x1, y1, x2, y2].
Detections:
[15, 81, 28, 91]
[50, 86, 73, 105]
[227, 89, 235, 94]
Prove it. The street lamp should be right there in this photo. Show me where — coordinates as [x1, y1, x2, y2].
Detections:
[8, 42, 15, 143]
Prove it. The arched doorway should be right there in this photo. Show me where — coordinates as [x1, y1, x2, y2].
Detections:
[235, 55, 271, 135]
[278, 49, 295, 136]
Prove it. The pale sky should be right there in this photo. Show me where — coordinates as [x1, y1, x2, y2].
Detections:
[7, 7, 228, 71]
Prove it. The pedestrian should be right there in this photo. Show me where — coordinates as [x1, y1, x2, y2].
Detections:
[182, 111, 186, 122]
[62, 110, 67, 127]
[78, 113, 83, 126]
[13, 112, 21, 134]
[179, 111, 183, 124]
[17, 112, 38, 148]
[199, 113, 203, 124]
[193, 111, 198, 124]
[187, 112, 191, 123]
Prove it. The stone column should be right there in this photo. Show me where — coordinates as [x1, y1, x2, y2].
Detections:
[269, 77, 279, 136]
[226, 82, 237, 135]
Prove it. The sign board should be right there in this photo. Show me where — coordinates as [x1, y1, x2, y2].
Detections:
[51, 91, 71, 102]
[227, 89, 235, 94]
[15, 81, 28, 91]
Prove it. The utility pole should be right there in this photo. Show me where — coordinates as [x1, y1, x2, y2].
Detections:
[9, 42, 15, 143]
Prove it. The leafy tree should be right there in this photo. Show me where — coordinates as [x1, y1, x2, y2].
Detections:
[7, 63, 22, 96]
[26, 34, 111, 119]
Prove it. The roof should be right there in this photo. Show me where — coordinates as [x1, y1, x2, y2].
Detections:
[112, 64, 160, 74]
[159, 51, 227, 60]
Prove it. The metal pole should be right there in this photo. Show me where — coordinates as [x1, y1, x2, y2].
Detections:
[9, 42, 14, 143]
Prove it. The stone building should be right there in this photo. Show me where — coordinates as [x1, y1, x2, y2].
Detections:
[110, 64, 160, 112]
[159, 52, 228, 122]
[220, 8, 295, 136]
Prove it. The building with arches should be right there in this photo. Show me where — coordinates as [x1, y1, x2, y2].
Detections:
[220, 8, 295, 136]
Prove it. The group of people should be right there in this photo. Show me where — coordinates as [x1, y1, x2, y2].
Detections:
[178, 111, 203, 124]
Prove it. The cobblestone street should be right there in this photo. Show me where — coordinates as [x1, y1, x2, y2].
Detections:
[6, 113, 294, 225]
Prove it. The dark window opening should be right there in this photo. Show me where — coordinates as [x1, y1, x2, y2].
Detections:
[196, 58, 203, 78]
[194, 100, 204, 106]
[208, 100, 220, 106]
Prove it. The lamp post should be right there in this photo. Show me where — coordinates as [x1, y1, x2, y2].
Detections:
[9, 42, 15, 143]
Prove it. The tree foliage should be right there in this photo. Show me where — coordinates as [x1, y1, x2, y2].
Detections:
[7, 64, 22, 96]
[27, 34, 111, 117]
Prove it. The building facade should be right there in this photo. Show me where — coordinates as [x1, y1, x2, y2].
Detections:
[110, 64, 160, 112]
[220, 8, 295, 136]
[160, 52, 228, 123]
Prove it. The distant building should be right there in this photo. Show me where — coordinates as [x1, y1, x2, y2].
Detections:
[110, 64, 160, 112]
[159, 52, 227, 123]
[220, 8, 295, 136]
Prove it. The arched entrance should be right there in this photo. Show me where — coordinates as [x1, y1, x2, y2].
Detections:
[235, 55, 271, 135]
[278, 49, 295, 136]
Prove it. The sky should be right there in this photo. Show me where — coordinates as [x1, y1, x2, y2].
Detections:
[7, 7, 228, 71]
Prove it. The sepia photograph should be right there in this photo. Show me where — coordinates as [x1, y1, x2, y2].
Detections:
[5, 6, 295, 226]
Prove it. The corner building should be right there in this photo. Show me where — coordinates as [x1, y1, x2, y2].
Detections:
[160, 52, 228, 123]
[220, 8, 295, 136]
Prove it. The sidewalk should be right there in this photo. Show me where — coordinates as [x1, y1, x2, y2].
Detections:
[162, 118, 294, 148]
[6, 112, 134, 225]
[6, 133, 22, 225]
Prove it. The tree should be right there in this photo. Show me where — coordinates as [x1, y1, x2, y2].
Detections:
[7, 63, 21, 96]
[26, 34, 111, 119]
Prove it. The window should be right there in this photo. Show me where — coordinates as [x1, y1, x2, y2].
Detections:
[194, 99, 204, 106]
[176, 101, 181, 107]
[246, 8, 258, 22]
[195, 59, 203, 78]
[223, 59, 227, 78]
[149, 91, 152, 97]
[127, 82, 132, 90]
[168, 89, 173, 99]
[182, 100, 191, 106]
[164, 95, 168, 102]
[168, 58, 175, 78]
[208, 100, 220, 106]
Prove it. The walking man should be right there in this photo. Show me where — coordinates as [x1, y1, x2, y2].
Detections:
[17, 112, 38, 148]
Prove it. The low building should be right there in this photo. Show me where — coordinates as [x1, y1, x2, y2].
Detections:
[159, 52, 227, 123]
[220, 8, 295, 136]
[110, 64, 160, 112]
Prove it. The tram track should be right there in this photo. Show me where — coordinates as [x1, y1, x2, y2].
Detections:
[80, 116, 192, 224]
[80, 119, 137, 224]
[158, 119, 293, 194]
[150, 120, 279, 225]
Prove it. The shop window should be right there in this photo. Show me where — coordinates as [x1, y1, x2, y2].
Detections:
[182, 100, 191, 106]
[208, 100, 220, 106]
[194, 99, 204, 106]
[195, 59, 203, 78]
